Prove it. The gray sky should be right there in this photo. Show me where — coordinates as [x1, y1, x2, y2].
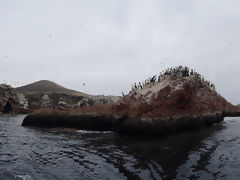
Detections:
[1, 0, 240, 104]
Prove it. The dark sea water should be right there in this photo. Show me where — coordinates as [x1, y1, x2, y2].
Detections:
[0, 115, 240, 180]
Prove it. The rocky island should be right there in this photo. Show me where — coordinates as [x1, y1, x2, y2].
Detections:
[22, 66, 240, 136]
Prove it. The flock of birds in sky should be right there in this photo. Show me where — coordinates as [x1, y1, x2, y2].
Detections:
[0, 55, 26, 86]
[0, 80, 25, 87]
[0, 29, 234, 90]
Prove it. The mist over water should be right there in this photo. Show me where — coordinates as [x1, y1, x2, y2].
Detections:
[0, 115, 240, 180]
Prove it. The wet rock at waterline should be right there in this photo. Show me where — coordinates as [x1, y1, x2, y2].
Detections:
[22, 112, 226, 136]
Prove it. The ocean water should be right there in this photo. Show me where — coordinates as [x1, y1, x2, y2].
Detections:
[0, 115, 240, 180]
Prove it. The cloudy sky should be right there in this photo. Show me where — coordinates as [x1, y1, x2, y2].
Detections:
[0, 0, 240, 104]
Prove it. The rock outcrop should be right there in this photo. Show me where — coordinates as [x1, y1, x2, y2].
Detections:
[22, 111, 225, 136]
[113, 67, 237, 119]
[17, 94, 29, 109]
[0, 84, 19, 113]
[22, 66, 240, 136]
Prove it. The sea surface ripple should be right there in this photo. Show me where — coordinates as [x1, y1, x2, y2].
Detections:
[0, 115, 240, 180]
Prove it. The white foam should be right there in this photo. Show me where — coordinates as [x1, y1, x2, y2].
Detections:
[15, 174, 33, 180]
[76, 130, 113, 134]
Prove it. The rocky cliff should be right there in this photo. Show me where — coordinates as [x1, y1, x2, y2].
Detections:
[113, 66, 237, 119]
[0, 84, 19, 113]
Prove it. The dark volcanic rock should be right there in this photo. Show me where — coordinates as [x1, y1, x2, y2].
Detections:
[22, 112, 120, 131]
[22, 111, 224, 136]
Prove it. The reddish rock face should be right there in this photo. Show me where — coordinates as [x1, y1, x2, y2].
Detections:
[112, 76, 238, 119]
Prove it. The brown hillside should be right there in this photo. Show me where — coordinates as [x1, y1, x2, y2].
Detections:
[15, 80, 88, 97]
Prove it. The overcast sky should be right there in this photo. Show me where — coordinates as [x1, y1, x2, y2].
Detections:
[0, 0, 240, 104]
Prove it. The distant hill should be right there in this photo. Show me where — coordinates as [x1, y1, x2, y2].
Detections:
[15, 80, 88, 97]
